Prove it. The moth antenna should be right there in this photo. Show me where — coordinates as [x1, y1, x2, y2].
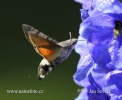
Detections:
[69, 32, 72, 45]
[69, 32, 86, 43]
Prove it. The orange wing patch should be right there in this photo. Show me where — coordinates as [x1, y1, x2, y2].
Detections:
[37, 47, 55, 58]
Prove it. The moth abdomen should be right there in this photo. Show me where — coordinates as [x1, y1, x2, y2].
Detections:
[38, 68, 45, 80]
[38, 63, 54, 80]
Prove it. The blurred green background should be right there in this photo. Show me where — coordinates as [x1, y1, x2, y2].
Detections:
[0, 0, 81, 100]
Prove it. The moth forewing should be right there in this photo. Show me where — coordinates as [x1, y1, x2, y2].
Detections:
[22, 24, 58, 43]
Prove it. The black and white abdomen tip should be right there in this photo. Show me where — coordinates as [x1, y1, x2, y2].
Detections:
[38, 59, 54, 80]
[38, 68, 45, 80]
[38, 65, 53, 80]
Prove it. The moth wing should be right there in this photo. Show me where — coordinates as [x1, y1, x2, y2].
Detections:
[22, 24, 61, 60]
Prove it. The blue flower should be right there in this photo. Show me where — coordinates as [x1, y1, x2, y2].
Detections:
[74, 0, 122, 100]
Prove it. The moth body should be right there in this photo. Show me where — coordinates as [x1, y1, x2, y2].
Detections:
[22, 24, 77, 80]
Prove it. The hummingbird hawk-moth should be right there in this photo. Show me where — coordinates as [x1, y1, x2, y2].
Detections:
[22, 24, 77, 80]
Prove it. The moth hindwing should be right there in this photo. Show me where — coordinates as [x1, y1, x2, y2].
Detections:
[22, 24, 77, 80]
